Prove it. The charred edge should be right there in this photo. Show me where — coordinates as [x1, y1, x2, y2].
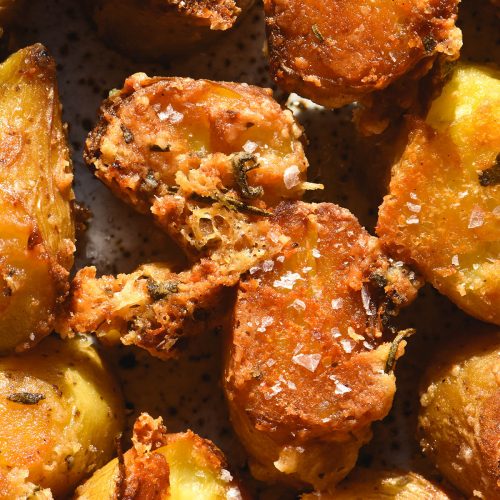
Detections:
[149, 144, 171, 152]
[27, 226, 43, 250]
[25, 44, 54, 76]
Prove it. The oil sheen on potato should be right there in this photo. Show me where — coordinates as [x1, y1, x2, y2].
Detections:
[0, 44, 75, 352]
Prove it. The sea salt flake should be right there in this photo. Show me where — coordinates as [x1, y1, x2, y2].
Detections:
[312, 248, 321, 258]
[406, 215, 419, 225]
[242, 140, 258, 153]
[257, 316, 274, 332]
[361, 286, 375, 316]
[157, 104, 184, 123]
[276, 255, 285, 263]
[363, 341, 373, 350]
[293, 342, 304, 355]
[302, 266, 312, 273]
[226, 487, 243, 500]
[452, 255, 459, 266]
[340, 339, 353, 353]
[262, 260, 274, 272]
[330, 327, 341, 338]
[410, 192, 418, 200]
[290, 299, 306, 311]
[347, 326, 364, 342]
[283, 165, 301, 189]
[406, 202, 421, 213]
[220, 469, 233, 482]
[249, 266, 260, 275]
[334, 381, 352, 395]
[265, 382, 282, 400]
[468, 206, 484, 229]
[273, 271, 303, 290]
[331, 298, 343, 310]
[292, 353, 321, 372]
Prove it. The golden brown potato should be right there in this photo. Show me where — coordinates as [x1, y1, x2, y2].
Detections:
[418, 330, 500, 499]
[76, 413, 244, 500]
[86, 0, 254, 61]
[264, 0, 461, 111]
[224, 201, 422, 491]
[302, 469, 454, 499]
[60, 75, 313, 358]
[0, 44, 75, 352]
[377, 64, 500, 325]
[85, 74, 311, 262]
[0, 335, 124, 498]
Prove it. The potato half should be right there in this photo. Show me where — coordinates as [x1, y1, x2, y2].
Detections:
[418, 330, 500, 499]
[302, 469, 454, 499]
[263, 0, 461, 111]
[86, 0, 254, 61]
[0, 335, 124, 498]
[76, 413, 244, 500]
[377, 64, 500, 325]
[0, 44, 75, 352]
[224, 201, 422, 491]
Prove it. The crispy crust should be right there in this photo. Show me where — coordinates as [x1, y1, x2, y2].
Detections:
[418, 331, 500, 498]
[377, 65, 500, 325]
[264, 0, 461, 110]
[224, 201, 422, 490]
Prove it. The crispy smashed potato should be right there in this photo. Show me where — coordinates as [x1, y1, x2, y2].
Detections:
[87, 0, 254, 61]
[0, 335, 124, 498]
[85, 73, 310, 261]
[76, 413, 244, 500]
[0, 44, 75, 352]
[61, 75, 312, 357]
[224, 202, 422, 491]
[419, 329, 500, 499]
[377, 64, 500, 325]
[263, 0, 461, 111]
[302, 469, 453, 499]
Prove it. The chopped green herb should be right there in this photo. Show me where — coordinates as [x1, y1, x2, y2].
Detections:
[7, 392, 46, 405]
[120, 124, 134, 144]
[190, 192, 272, 217]
[140, 171, 159, 193]
[478, 153, 500, 186]
[385, 329, 415, 373]
[232, 152, 264, 199]
[312, 24, 324, 43]
[422, 35, 437, 52]
[147, 279, 179, 301]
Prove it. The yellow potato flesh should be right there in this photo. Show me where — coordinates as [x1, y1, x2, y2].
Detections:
[0, 44, 75, 351]
[0, 335, 124, 498]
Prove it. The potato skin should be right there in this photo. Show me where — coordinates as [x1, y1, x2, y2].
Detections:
[76, 413, 244, 500]
[377, 64, 500, 325]
[224, 201, 422, 490]
[418, 330, 500, 499]
[0, 44, 75, 352]
[264, 0, 461, 109]
[87, 0, 254, 61]
[302, 469, 454, 499]
[0, 335, 124, 498]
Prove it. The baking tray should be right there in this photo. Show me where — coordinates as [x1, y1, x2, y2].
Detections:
[10, 0, 500, 497]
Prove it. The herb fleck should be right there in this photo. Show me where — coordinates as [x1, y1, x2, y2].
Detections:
[149, 144, 171, 152]
[232, 152, 264, 199]
[7, 392, 46, 405]
[422, 36, 437, 52]
[120, 124, 134, 144]
[147, 279, 179, 301]
[190, 192, 271, 217]
[478, 153, 500, 187]
[385, 329, 415, 373]
[312, 24, 324, 43]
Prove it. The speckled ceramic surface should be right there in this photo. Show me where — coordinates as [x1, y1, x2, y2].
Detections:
[8, 0, 499, 497]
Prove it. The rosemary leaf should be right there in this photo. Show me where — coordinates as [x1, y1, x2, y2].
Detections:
[232, 152, 264, 199]
[7, 392, 46, 405]
[385, 328, 416, 373]
[312, 24, 324, 43]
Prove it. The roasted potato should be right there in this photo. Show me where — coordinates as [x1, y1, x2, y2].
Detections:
[76, 413, 244, 500]
[418, 329, 500, 499]
[0, 44, 75, 352]
[86, 0, 254, 61]
[263, 0, 461, 112]
[0, 335, 124, 498]
[85, 74, 310, 261]
[302, 469, 454, 499]
[59, 75, 312, 358]
[377, 64, 500, 325]
[224, 201, 422, 491]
